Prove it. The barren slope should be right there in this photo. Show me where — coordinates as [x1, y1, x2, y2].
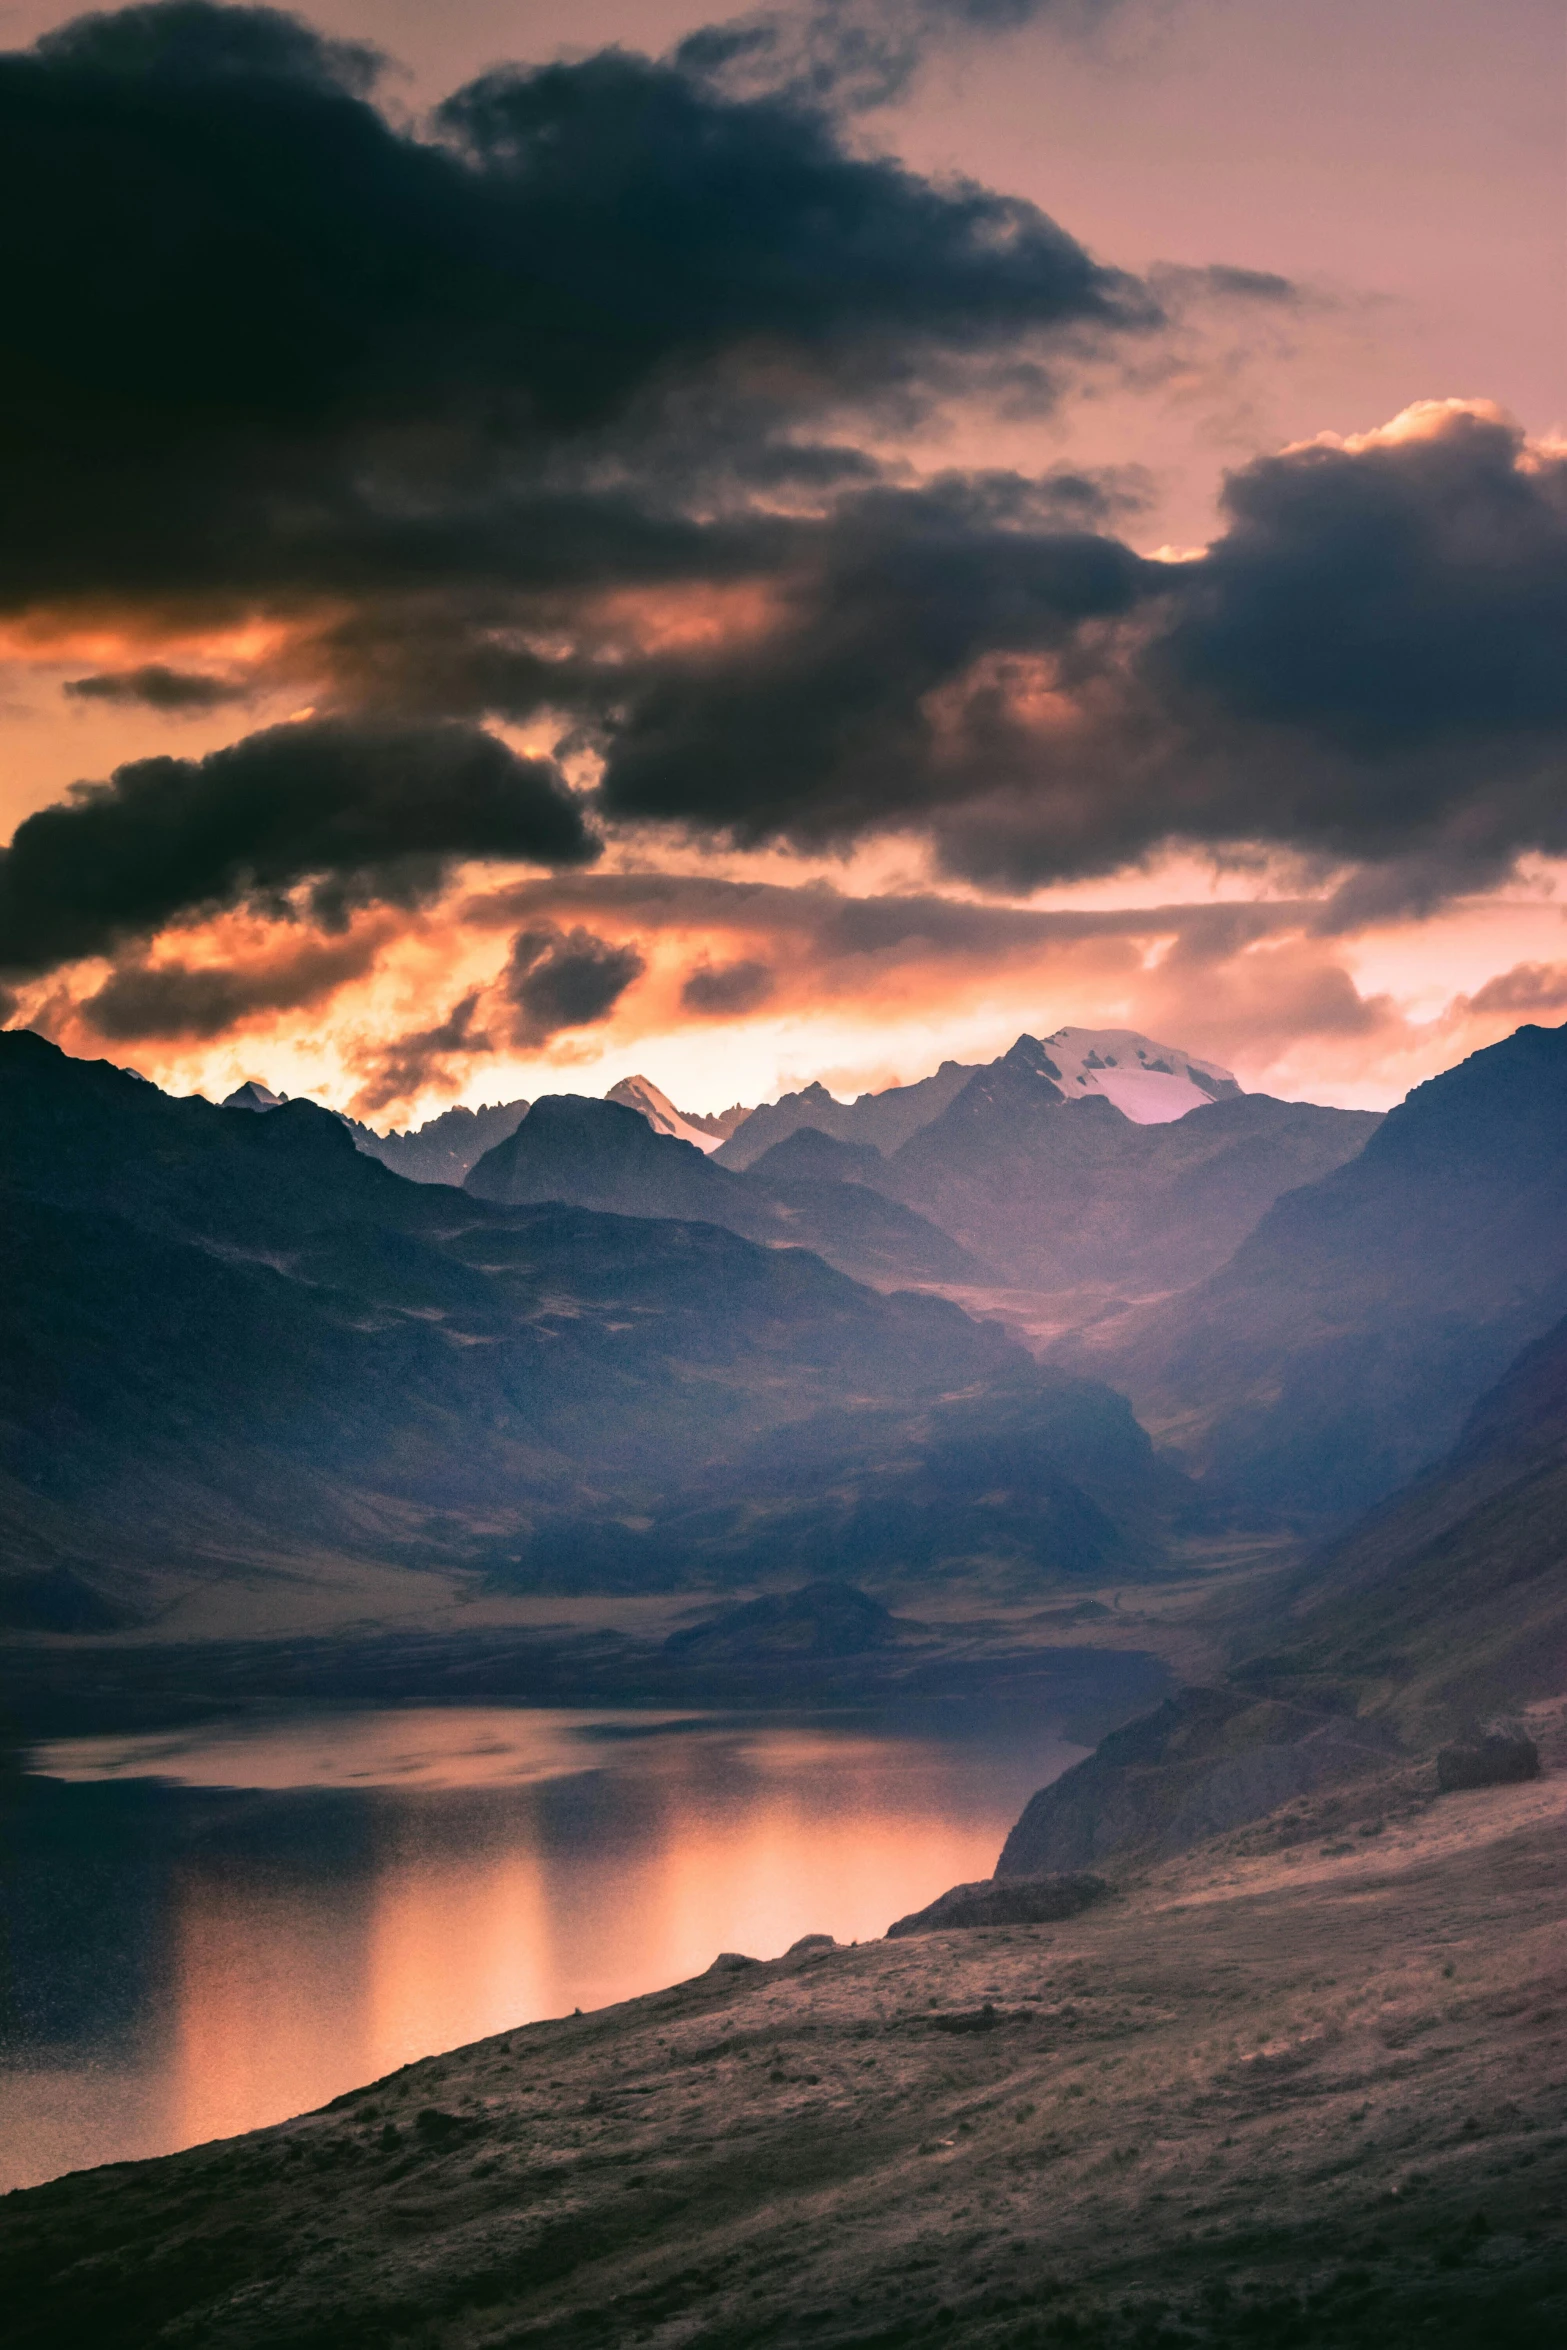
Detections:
[4, 1730, 1564, 2350]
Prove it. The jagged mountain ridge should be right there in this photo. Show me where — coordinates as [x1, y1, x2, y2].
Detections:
[874, 1036, 1380, 1292]
[715, 1059, 979, 1170]
[219, 1074, 531, 1184]
[464, 1094, 989, 1288]
[348, 1098, 531, 1184]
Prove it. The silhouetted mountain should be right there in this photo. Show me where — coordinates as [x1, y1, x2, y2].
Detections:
[715, 1028, 1237, 1176]
[1084, 1022, 1567, 1518]
[879, 1036, 1379, 1290]
[715, 1060, 977, 1169]
[0, 1033, 1155, 1619]
[465, 1095, 987, 1285]
[346, 1098, 530, 1184]
[218, 1076, 531, 1183]
[749, 1128, 886, 1185]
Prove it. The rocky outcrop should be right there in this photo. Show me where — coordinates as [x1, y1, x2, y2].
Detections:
[996, 1687, 1395, 1875]
[886, 1873, 1110, 1938]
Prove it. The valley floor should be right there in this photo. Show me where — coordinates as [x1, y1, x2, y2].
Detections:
[5, 1707, 1565, 2349]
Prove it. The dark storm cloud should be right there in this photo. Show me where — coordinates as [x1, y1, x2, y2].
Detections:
[0, 2, 1147, 617]
[677, 0, 1117, 115]
[63, 665, 251, 711]
[4, 5, 1557, 968]
[77, 930, 386, 1039]
[593, 472, 1147, 844]
[590, 407, 1567, 902]
[681, 958, 778, 1015]
[0, 718, 596, 978]
[504, 925, 647, 1047]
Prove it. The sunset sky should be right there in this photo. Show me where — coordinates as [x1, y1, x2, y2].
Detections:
[0, 0, 1561, 1123]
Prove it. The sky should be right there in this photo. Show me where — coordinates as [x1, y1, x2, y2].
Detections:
[0, 0, 1562, 1123]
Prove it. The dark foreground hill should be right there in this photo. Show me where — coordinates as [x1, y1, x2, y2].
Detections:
[1256, 1309, 1567, 1731]
[3, 1753, 1562, 2350]
[995, 1300, 1567, 1881]
[465, 1094, 985, 1287]
[0, 1035, 1162, 1619]
[1074, 1022, 1567, 1518]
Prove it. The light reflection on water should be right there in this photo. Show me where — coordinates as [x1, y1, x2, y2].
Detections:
[1, 1704, 1085, 2189]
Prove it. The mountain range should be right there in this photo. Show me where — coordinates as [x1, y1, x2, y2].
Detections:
[0, 1031, 1179, 1625]
[463, 1093, 987, 1287]
[16, 1014, 1567, 1628]
[316, 1025, 1375, 1302]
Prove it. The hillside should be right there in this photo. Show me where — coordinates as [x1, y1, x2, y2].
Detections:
[1255, 1311, 1567, 1730]
[4, 1759, 1563, 2350]
[1075, 1021, 1567, 1517]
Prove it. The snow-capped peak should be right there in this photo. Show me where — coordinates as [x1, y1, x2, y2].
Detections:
[1037, 1028, 1241, 1124]
[604, 1075, 722, 1152]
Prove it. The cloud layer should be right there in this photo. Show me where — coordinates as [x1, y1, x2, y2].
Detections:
[0, 717, 594, 977]
[1, 4, 1562, 1112]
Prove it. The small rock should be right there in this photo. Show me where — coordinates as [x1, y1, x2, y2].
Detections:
[706, 1951, 761, 1974]
[786, 1933, 838, 1956]
[1436, 1729, 1540, 1792]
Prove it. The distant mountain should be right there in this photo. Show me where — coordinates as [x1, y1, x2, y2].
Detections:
[748, 1128, 886, 1186]
[218, 1075, 531, 1184]
[1083, 1022, 1567, 1518]
[220, 1079, 284, 1111]
[3, 1033, 1120, 1621]
[605, 1074, 728, 1152]
[465, 1095, 987, 1286]
[715, 1029, 1237, 1173]
[716, 1060, 977, 1169]
[878, 1035, 1378, 1291]
[346, 1099, 530, 1185]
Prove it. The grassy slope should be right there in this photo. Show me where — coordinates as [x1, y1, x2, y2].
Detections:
[1070, 1024, 1567, 1519]
[1256, 1314, 1567, 1734]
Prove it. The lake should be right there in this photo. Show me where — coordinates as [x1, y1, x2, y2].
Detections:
[1, 1698, 1088, 2190]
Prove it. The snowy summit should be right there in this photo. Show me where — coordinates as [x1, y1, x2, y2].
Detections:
[605, 1075, 725, 1152]
[1037, 1029, 1241, 1124]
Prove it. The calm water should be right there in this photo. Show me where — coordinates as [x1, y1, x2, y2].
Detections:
[1, 1700, 1086, 2189]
